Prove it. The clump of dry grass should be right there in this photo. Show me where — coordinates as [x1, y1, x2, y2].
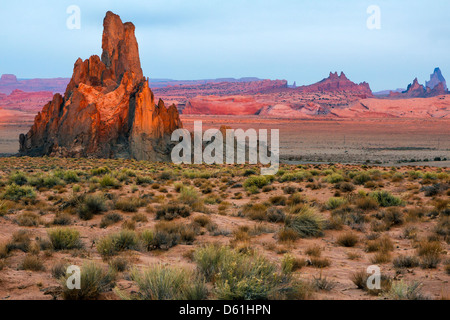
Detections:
[337, 232, 359, 247]
[21, 254, 45, 271]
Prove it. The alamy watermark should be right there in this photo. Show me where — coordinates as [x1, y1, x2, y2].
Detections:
[66, 265, 81, 289]
[171, 121, 279, 175]
[66, 5, 81, 30]
[367, 5, 381, 30]
[366, 265, 381, 290]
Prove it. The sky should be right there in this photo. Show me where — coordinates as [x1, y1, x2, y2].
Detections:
[0, 0, 449, 91]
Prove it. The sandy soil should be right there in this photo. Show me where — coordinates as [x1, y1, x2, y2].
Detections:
[181, 116, 450, 166]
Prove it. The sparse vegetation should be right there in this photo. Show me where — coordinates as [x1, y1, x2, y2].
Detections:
[0, 158, 446, 300]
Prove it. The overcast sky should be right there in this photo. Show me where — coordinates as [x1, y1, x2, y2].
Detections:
[0, 0, 449, 91]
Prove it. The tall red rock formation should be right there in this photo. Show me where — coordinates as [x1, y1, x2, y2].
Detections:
[19, 11, 182, 161]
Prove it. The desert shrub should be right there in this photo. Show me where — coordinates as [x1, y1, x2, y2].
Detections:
[421, 184, 448, 197]
[139, 230, 154, 251]
[416, 240, 442, 269]
[241, 203, 267, 221]
[96, 230, 138, 257]
[393, 255, 419, 269]
[91, 166, 110, 176]
[339, 182, 355, 192]
[193, 215, 211, 227]
[115, 197, 145, 212]
[403, 226, 418, 239]
[194, 244, 280, 300]
[305, 245, 322, 257]
[279, 171, 311, 182]
[0, 242, 8, 259]
[61, 262, 115, 300]
[312, 273, 337, 291]
[284, 211, 325, 238]
[153, 221, 198, 248]
[288, 203, 315, 215]
[77, 194, 107, 220]
[178, 186, 204, 211]
[337, 232, 359, 247]
[151, 231, 180, 250]
[385, 281, 428, 300]
[267, 207, 286, 223]
[156, 203, 192, 220]
[366, 236, 394, 253]
[6, 230, 31, 252]
[351, 270, 369, 290]
[370, 191, 403, 207]
[355, 197, 379, 211]
[53, 213, 72, 226]
[29, 173, 64, 189]
[416, 240, 442, 257]
[269, 195, 287, 206]
[371, 251, 392, 264]
[21, 254, 45, 271]
[16, 212, 41, 227]
[287, 193, 307, 205]
[310, 257, 331, 268]
[193, 244, 234, 282]
[281, 253, 306, 274]
[124, 264, 207, 300]
[353, 172, 371, 185]
[445, 262, 450, 275]
[326, 173, 344, 184]
[109, 257, 129, 272]
[48, 228, 83, 251]
[326, 197, 347, 210]
[131, 213, 148, 223]
[50, 262, 68, 279]
[406, 208, 428, 222]
[1, 184, 36, 201]
[420, 254, 441, 269]
[99, 174, 120, 188]
[63, 170, 80, 183]
[8, 171, 28, 186]
[434, 216, 450, 239]
[243, 176, 271, 192]
[283, 185, 298, 194]
[100, 212, 123, 228]
[277, 229, 300, 242]
[136, 175, 153, 185]
[381, 208, 404, 227]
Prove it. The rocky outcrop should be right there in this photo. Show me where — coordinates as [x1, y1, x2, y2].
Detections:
[19, 11, 182, 161]
[392, 70, 448, 98]
[0, 74, 18, 83]
[426, 67, 447, 91]
[295, 72, 373, 98]
[0, 89, 53, 113]
[0, 74, 69, 95]
[389, 68, 448, 99]
[182, 95, 266, 115]
[402, 78, 426, 98]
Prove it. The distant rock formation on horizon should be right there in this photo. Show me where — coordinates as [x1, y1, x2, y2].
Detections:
[426, 67, 447, 91]
[390, 69, 448, 99]
[0, 74, 69, 95]
[295, 72, 373, 98]
[19, 11, 182, 161]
